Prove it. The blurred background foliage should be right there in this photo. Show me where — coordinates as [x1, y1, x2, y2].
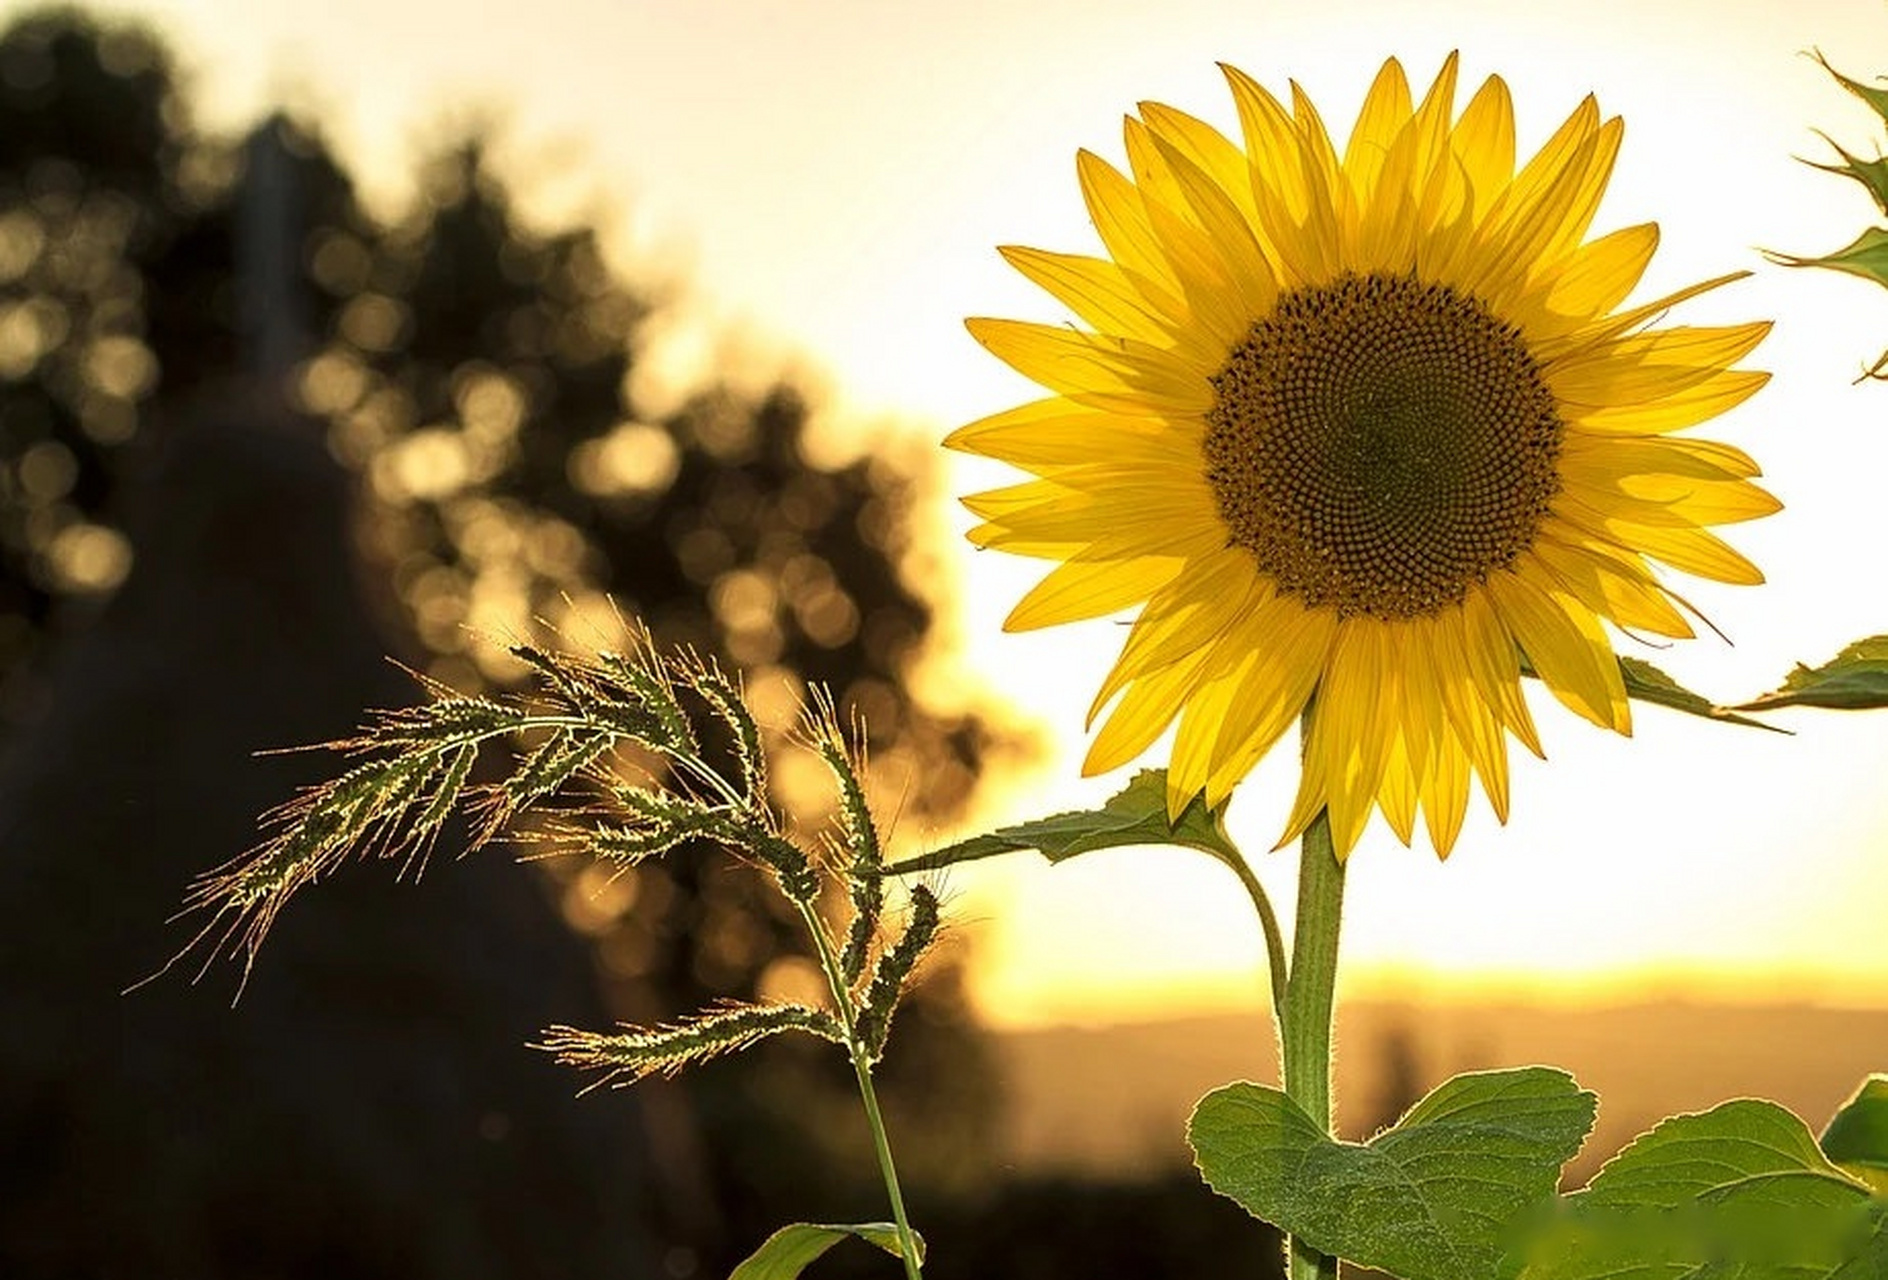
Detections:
[0, 6, 1294, 1277]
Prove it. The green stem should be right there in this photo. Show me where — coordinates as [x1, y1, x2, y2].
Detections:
[846, 1042, 923, 1280]
[1211, 847, 1288, 1019]
[800, 901, 923, 1279]
[1280, 809, 1345, 1280]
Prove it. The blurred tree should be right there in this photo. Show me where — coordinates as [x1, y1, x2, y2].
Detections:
[0, 6, 178, 697]
[0, 5, 1016, 1277]
[306, 138, 1012, 1262]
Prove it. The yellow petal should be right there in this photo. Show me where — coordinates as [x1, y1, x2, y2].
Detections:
[1076, 148, 1182, 291]
[1571, 368, 1771, 435]
[1547, 321, 1772, 409]
[1559, 270, 1748, 351]
[1601, 520, 1765, 585]
[1005, 555, 1187, 630]
[1089, 548, 1268, 717]
[1139, 100, 1261, 222]
[1466, 129, 1607, 302]
[1086, 643, 1216, 773]
[1529, 532, 1693, 638]
[1541, 223, 1659, 325]
[1201, 596, 1336, 804]
[1290, 77, 1345, 209]
[1344, 57, 1414, 207]
[1221, 63, 1310, 216]
[1404, 52, 1463, 195]
[1379, 730, 1420, 846]
[998, 246, 1181, 346]
[1460, 587, 1543, 759]
[1420, 729, 1472, 855]
[1146, 131, 1279, 319]
[1451, 73, 1516, 212]
[1306, 621, 1399, 855]
[945, 398, 1169, 469]
[1486, 566, 1629, 732]
[965, 316, 1215, 413]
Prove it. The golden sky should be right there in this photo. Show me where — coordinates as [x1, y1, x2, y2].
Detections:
[42, 0, 1888, 1023]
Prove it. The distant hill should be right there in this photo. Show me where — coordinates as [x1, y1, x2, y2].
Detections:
[989, 1000, 1888, 1182]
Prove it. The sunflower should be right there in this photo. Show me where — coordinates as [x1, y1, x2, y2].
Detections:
[950, 54, 1776, 858]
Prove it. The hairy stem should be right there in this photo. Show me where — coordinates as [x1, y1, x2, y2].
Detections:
[1281, 810, 1344, 1280]
[801, 902, 923, 1279]
[846, 1042, 922, 1279]
[1212, 847, 1288, 1018]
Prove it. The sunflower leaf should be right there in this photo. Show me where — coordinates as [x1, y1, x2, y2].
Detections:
[1815, 50, 1888, 131]
[1766, 225, 1888, 290]
[1188, 1067, 1595, 1280]
[727, 1222, 923, 1280]
[1505, 1097, 1885, 1278]
[1734, 635, 1888, 711]
[1616, 656, 1786, 733]
[1823, 1075, 1888, 1197]
[879, 768, 1237, 875]
[1804, 134, 1888, 216]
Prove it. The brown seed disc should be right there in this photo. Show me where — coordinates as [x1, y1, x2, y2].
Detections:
[1204, 271, 1563, 619]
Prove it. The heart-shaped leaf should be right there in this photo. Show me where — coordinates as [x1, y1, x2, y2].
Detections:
[1189, 1067, 1595, 1280]
[727, 1222, 922, 1280]
[882, 769, 1237, 875]
[1509, 1098, 1886, 1278]
[1824, 1075, 1888, 1196]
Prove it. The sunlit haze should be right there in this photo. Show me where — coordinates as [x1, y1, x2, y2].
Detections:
[51, 0, 1888, 1025]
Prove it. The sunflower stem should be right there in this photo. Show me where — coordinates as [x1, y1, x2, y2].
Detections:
[1281, 809, 1344, 1280]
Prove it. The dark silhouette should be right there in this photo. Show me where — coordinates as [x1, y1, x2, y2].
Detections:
[0, 389, 661, 1278]
[0, 6, 1014, 1276]
[0, 9, 1297, 1278]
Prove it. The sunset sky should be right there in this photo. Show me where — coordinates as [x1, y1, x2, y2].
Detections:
[35, 0, 1888, 1025]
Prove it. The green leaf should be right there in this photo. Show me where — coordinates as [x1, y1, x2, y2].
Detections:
[1735, 636, 1888, 712]
[1518, 654, 1780, 732]
[1512, 1199, 1887, 1278]
[1583, 1098, 1863, 1209]
[1816, 50, 1888, 130]
[1617, 657, 1785, 733]
[726, 1222, 923, 1280]
[1509, 1098, 1884, 1279]
[1189, 1067, 1596, 1280]
[882, 769, 1238, 875]
[1824, 1076, 1888, 1197]
[1804, 133, 1888, 216]
[1766, 225, 1888, 289]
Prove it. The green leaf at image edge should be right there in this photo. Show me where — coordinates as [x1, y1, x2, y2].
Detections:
[1803, 134, 1888, 217]
[1815, 49, 1888, 132]
[1824, 1075, 1888, 1197]
[1735, 636, 1888, 711]
[1189, 1067, 1596, 1280]
[881, 768, 1237, 875]
[1765, 224, 1888, 290]
[727, 1222, 923, 1280]
[1509, 1096, 1886, 1279]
